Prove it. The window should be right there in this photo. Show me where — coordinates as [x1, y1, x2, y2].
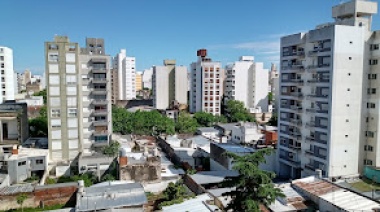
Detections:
[49, 75, 60, 85]
[349, 57, 352, 60]
[18, 161, 26, 166]
[368, 88, 377, 94]
[1, 63, 4, 68]
[371, 44, 379, 50]
[48, 53, 59, 62]
[51, 119, 61, 127]
[50, 98, 60, 107]
[51, 109, 61, 118]
[66, 53, 76, 63]
[365, 145, 374, 151]
[364, 159, 373, 165]
[0, 56, 3, 61]
[50, 86, 60, 96]
[368, 74, 377, 79]
[370, 59, 378, 65]
[49, 64, 59, 73]
[366, 131, 375, 138]
[36, 159, 44, 164]
[66, 86, 77, 95]
[68, 108, 77, 117]
[66, 64, 76, 73]
[367, 102, 376, 108]
[67, 97, 77, 106]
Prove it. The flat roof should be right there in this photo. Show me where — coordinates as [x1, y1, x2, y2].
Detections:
[7, 148, 48, 160]
[197, 127, 219, 133]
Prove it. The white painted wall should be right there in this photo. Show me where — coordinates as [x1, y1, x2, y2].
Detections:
[0, 47, 15, 102]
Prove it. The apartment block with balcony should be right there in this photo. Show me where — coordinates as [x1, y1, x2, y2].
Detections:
[224, 56, 269, 113]
[45, 36, 112, 161]
[278, 0, 377, 179]
[190, 49, 224, 115]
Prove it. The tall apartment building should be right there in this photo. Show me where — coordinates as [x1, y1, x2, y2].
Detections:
[0, 47, 15, 102]
[152, 60, 188, 110]
[278, 0, 378, 179]
[224, 56, 269, 113]
[135, 72, 142, 91]
[190, 49, 224, 115]
[45, 36, 112, 161]
[112, 49, 136, 100]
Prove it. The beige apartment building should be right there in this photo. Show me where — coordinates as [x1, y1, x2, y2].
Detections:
[45, 36, 112, 161]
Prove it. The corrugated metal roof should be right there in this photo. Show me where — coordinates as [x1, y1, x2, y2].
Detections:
[162, 194, 219, 212]
[0, 184, 34, 195]
[190, 170, 239, 185]
[35, 182, 78, 190]
[76, 182, 147, 211]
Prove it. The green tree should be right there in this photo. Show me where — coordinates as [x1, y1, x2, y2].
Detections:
[33, 89, 47, 104]
[194, 112, 215, 127]
[17, 193, 28, 212]
[221, 149, 284, 211]
[214, 115, 228, 123]
[163, 182, 187, 201]
[225, 100, 255, 122]
[103, 140, 121, 158]
[268, 92, 273, 103]
[101, 173, 116, 182]
[29, 116, 48, 137]
[268, 114, 278, 126]
[175, 112, 198, 134]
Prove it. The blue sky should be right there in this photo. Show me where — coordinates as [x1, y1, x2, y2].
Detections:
[1, 0, 380, 75]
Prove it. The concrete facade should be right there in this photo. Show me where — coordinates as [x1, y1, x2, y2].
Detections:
[0, 101, 28, 146]
[142, 68, 153, 90]
[0, 47, 15, 103]
[45, 36, 112, 161]
[225, 56, 269, 113]
[278, 0, 378, 179]
[190, 49, 224, 115]
[152, 60, 188, 110]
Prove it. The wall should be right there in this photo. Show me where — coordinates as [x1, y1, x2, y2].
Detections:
[119, 156, 161, 183]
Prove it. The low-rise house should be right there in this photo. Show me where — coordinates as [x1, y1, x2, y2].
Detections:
[78, 153, 113, 180]
[158, 135, 211, 169]
[162, 193, 220, 212]
[76, 181, 147, 212]
[210, 143, 277, 173]
[215, 122, 265, 145]
[268, 183, 308, 212]
[0, 147, 48, 185]
[196, 127, 219, 139]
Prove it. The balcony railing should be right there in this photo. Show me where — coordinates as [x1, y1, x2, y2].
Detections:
[282, 92, 304, 99]
[307, 94, 329, 99]
[281, 65, 305, 72]
[93, 120, 108, 127]
[307, 78, 330, 83]
[308, 47, 331, 56]
[307, 64, 330, 69]
[288, 143, 302, 150]
[91, 89, 108, 95]
[92, 109, 108, 116]
[92, 78, 107, 84]
[92, 100, 108, 105]
[93, 130, 108, 136]
[306, 121, 316, 128]
[279, 155, 301, 167]
[91, 68, 107, 73]
[305, 164, 316, 171]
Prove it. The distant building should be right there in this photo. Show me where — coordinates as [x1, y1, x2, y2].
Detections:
[190, 49, 224, 115]
[0, 46, 15, 102]
[152, 60, 188, 110]
[135, 72, 143, 92]
[112, 49, 136, 100]
[142, 68, 153, 90]
[224, 56, 269, 113]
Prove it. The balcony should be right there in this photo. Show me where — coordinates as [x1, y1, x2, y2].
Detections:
[304, 164, 316, 171]
[282, 92, 304, 99]
[307, 94, 329, 100]
[91, 68, 107, 74]
[306, 121, 316, 128]
[305, 136, 328, 145]
[307, 64, 330, 70]
[289, 118, 302, 126]
[307, 78, 330, 83]
[93, 130, 108, 136]
[93, 120, 108, 127]
[92, 78, 107, 84]
[283, 79, 304, 85]
[281, 65, 305, 73]
[290, 105, 303, 113]
[92, 109, 108, 116]
[92, 100, 108, 105]
[308, 47, 331, 57]
[305, 150, 327, 160]
[279, 155, 301, 167]
[283, 50, 305, 57]
[288, 143, 302, 150]
[91, 89, 107, 95]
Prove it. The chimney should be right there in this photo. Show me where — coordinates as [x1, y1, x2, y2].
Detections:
[197, 49, 207, 57]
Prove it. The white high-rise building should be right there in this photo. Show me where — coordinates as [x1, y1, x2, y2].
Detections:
[278, 0, 378, 179]
[113, 49, 136, 100]
[142, 68, 153, 90]
[190, 49, 224, 115]
[224, 56, 269, 113]
[0, 47, 15, 102]
[152, 60, 188, 110]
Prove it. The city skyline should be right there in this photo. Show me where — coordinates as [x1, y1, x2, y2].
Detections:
[2, 0, 378, 74]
